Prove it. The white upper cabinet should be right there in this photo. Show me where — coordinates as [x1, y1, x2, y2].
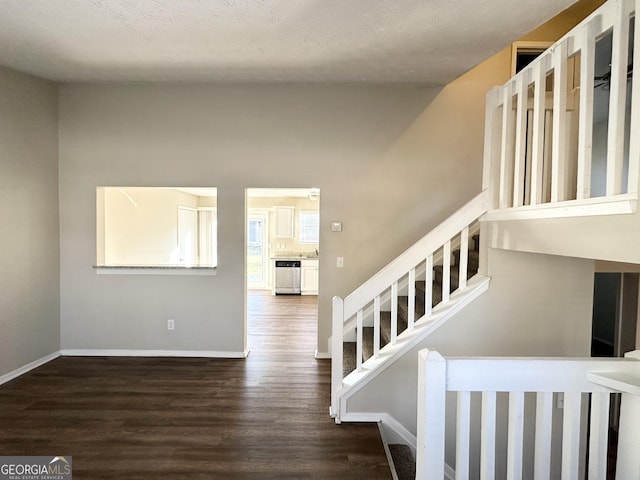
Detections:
[274, 206, 295, 238]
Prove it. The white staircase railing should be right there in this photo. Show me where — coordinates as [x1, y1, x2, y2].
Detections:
[483, 0, 640, 219]
[417, 349, 640, 480]
[331, 191, 489, 420]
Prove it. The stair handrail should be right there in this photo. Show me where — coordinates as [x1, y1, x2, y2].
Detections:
[342, 190, 488, 320]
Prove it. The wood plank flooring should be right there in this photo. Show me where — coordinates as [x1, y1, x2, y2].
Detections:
[0, 291, 391, 479]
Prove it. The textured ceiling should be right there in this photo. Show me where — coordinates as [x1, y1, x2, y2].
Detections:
[0, 0, 576, 84]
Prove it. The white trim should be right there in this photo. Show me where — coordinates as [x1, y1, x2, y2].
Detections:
[314, 349, 331, 359]
[60, 349, 249, 358]
[95, 266, 217, 276]
[0, 351, 61, 386]
[483, 194, 637, 222]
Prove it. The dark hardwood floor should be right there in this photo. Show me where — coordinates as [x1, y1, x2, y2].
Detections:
[0, 291, 391, 479]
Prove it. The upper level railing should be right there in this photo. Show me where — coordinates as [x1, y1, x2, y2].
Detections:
[483, 0, 640, 219]
[417, 349, 640, 479]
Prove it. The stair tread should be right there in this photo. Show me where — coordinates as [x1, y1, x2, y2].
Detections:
[342, 342, 356, 378]
[388, 444, 416, 480]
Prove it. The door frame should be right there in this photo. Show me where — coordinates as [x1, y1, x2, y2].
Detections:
[247, 208, 271, 290]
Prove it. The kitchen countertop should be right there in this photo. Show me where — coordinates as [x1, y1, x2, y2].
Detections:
[271, 253, 319, 260]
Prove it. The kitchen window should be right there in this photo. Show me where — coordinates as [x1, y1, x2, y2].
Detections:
[299, 211, 320, 244]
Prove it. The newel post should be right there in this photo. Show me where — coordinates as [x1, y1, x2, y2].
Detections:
[330, 296, 344, 422]
[616, 350, 640, 478]
[416, 349, 447, 480]
[482, 87, 502, 211]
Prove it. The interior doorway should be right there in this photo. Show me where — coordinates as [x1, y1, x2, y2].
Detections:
[591, 271, 639, 444]
[591, 272, 638, 358]
[245, 188, 321, 354]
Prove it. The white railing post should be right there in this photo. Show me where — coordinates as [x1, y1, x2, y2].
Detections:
[616, 393, 640, 478]
[606, 0, 631, 196]
[551, 40, 569, 202]
[513, 74, 529, 207]
[480, 391, 497, 480]
[483, 87, 502, 210]
[576, 20, 597, 200]
[530, 58, 547, 206]
[616, 350, 640, 478]
[627, 0, 640, 195]
[500, 84, 515, 208]
[416, 349, 447, 480]
[330, 295, 344, 421]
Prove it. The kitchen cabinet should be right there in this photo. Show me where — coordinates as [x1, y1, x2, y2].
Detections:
[274, 206, 294, 238]
[301, 259, 319, 295]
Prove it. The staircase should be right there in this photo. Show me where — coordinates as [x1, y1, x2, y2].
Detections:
[331, 192, 490, 423]
[342, 235, 480, 378]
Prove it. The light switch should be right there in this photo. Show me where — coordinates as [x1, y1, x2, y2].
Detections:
[337, 257, 344, 268]
[331, 222, 343, 232]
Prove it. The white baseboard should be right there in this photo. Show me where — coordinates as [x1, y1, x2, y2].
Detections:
[60, 349, 250, 358]
[315, 349, 331, 359]
[0, 351, 61, 386]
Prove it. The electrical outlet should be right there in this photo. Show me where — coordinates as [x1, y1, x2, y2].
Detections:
[167, 319, 175, 331]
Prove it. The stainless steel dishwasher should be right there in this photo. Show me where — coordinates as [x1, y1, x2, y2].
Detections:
[274, 260, 301, 294]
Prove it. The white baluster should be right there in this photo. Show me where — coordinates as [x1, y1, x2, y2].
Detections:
[576, 20, 597, 199]
[606, 0, 631, 196]
[513, 74, 529, 207]
[373, 295, 381, 358]
[507, 392, 524, 480]
[356, 309, 363, 371]
[408, 268, 416, 330]
[500, 84, 516, 208]
[391, 281, 398, 344]
[588, 392, 610, 479]
[456, 391, 471, 480]
[459, 227, 469, 290]
[425, 254, 433, 316]
[561, 392, 582, 480]
[530, 58, 547, 205]
[628, 0, 640, 194]
[443, 240, 451, 303]
[551, 40, 568, 202]
[534, 392, 553, 480]
[480, 391, 497, 480]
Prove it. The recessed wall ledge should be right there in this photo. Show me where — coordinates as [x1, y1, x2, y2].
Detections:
[93, 265, 217, 276]
[483, 193, 638, 222]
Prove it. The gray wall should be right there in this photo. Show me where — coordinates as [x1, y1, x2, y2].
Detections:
[56, 75, 505, 354]
[59, 83, 489, 354]
[0, 66, 59, 377]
